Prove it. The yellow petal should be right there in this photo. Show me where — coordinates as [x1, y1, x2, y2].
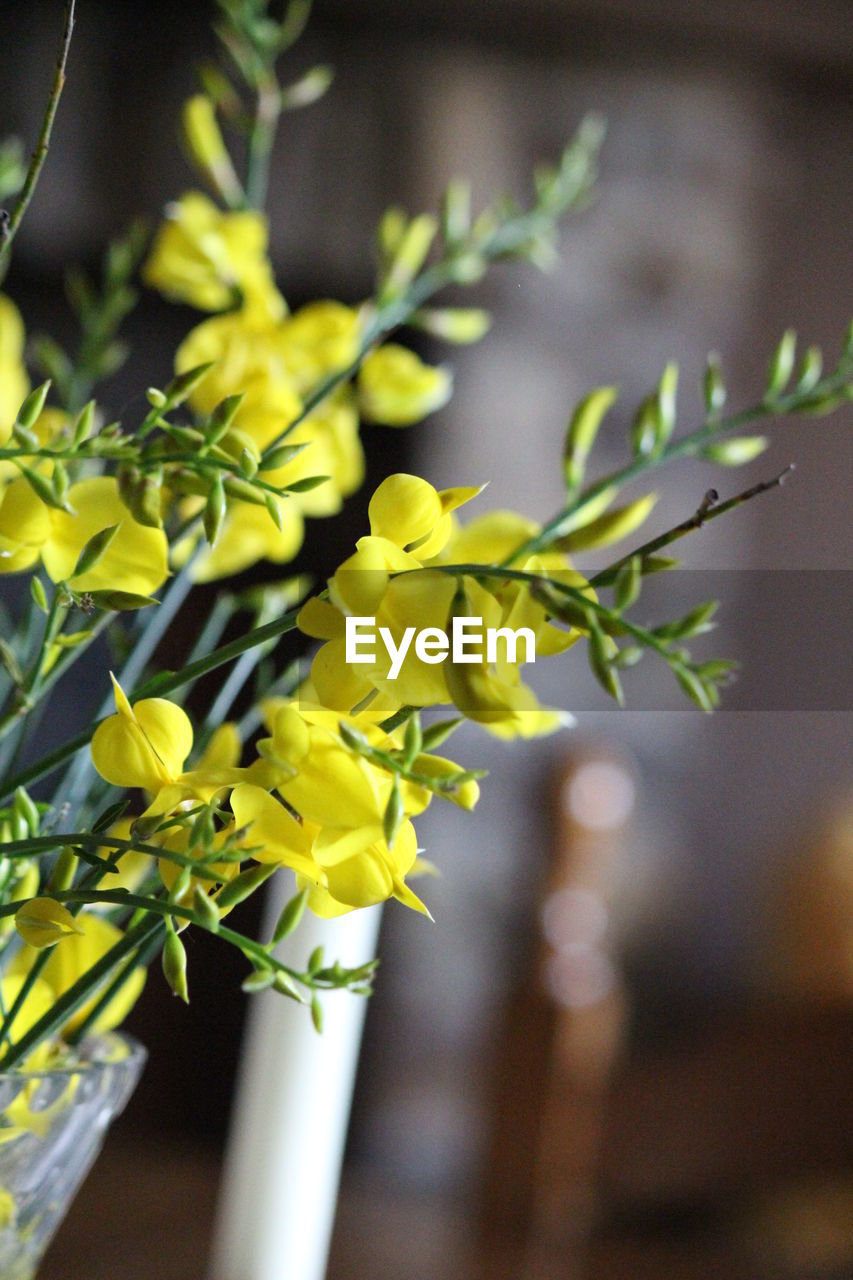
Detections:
[14, 898, 84, 949]
[368, 473, 442, 548]
[40, 477, 169, 595]
[230, 783, 320, 875]
[9, 915, 147, 1035]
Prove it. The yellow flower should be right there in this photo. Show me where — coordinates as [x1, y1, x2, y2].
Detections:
[144, 191, 284, 320]
[0, 294, 29, 442]
[155, 823, 243, 909]
[9, 914, 146, 1036]
[14, 898, 84, 950]
[298, 474, 585, 736]
[91, 680, 250, 819]
[277, 302, 361, 394]
[249, 703, 433, 915]
[357, 344, 451, 426]
[0, 475, 169, 593]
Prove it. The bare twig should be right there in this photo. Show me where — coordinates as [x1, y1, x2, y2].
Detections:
[0, 0, 76, 277]
[591, 465, 795, 586]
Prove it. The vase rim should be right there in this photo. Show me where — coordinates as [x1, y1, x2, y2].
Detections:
[0, 1030, 147, 1080]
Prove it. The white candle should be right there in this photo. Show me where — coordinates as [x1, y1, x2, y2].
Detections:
[209, 885, 383, 1280]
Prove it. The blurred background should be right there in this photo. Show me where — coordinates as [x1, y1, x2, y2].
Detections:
[2, 0, 852, 1276]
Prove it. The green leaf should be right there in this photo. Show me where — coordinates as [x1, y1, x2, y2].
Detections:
[765, 329, 796, 398]
[84, 590, 159, 612]
[702, 437, 769, 466]
[563, 387, 618, 492]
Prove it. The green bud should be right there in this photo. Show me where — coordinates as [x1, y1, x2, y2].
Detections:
[239, 448, 258, 478]
[675, 666, 714, 714]
[259, 443, 308, 472]
[408, 307, 492, 344]
[162, 929, 189, 1002]
[73, 524, 119, 579]
[655, 599, 718, 641]
[271, 888, 309, 945]
[169, 865, 192, 903]
[285, 474, 330, 494]
[72, 401, 96, 446]
[146, 387, 168, 410]
[338, 721, 370, 754]
[215, 862, 277, 913]
[207, 394, 244, 444]
[30, 577, 49, 614]
[280, 64, 334, 110]
[221, 475, 264, 506]
[273, 972, 306, 1002]
[702, 353, 726, 416]
[420, 718, 462, 751]
[445, 253, 486, 285]
[16, 381, 51, 430]
[190, 885, 220, 936]
[641, 554, 680, 575]
[13, 787, 40, 837]
[656, 362, 678, 446]
[796, 346, 822, 394]
[613, 557, 642, 611]
[11, 423, 39, 449]
[47, 846, 78, 892]
[19, 464, 69, 512]
[265, 494, 283, 530]
[441, 179, 471, 248]
[164, 362, 215, 406]
[766, 329, 796, 398]
[382, 779, 405, 850]
[702, 436, 769, 466]
[402, 715, 423, 766]
[383, 214, 437, 296]
[311, 994, 324, 1033]
[0, 638, 23, 685]
[203, 474, 227, 546]
[630, 393, 658, 457]
[307, 945, 324, 976]
[553, 485, 618, 538]
[242, 967, 276, 994]
[52, 461, 70, 505]
[558, 493, 657, 553]
[588, 620, 624, 704]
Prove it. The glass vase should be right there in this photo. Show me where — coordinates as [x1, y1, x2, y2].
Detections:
[0, 1032, 146, 1280]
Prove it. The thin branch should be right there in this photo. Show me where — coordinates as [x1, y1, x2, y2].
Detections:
[590, 465, 796, 586]
[0, 0, 76, 276]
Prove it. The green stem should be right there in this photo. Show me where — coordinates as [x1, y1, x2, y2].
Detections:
[53, 555, 198, 819]
[0, 606, 300, 803]
[258, 188, 597, 464]
[246, 74, 281, 210]
[423, 562, 678, 668]
[0, 915, 160, 1070]
[0, 0, 76, 279]
[66, 922, 165, 1045]
[0, 832, 238, 881]
[506, 367, 852, 566]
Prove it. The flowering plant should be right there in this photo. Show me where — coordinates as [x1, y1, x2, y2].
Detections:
[0, 0, 850, 1078]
